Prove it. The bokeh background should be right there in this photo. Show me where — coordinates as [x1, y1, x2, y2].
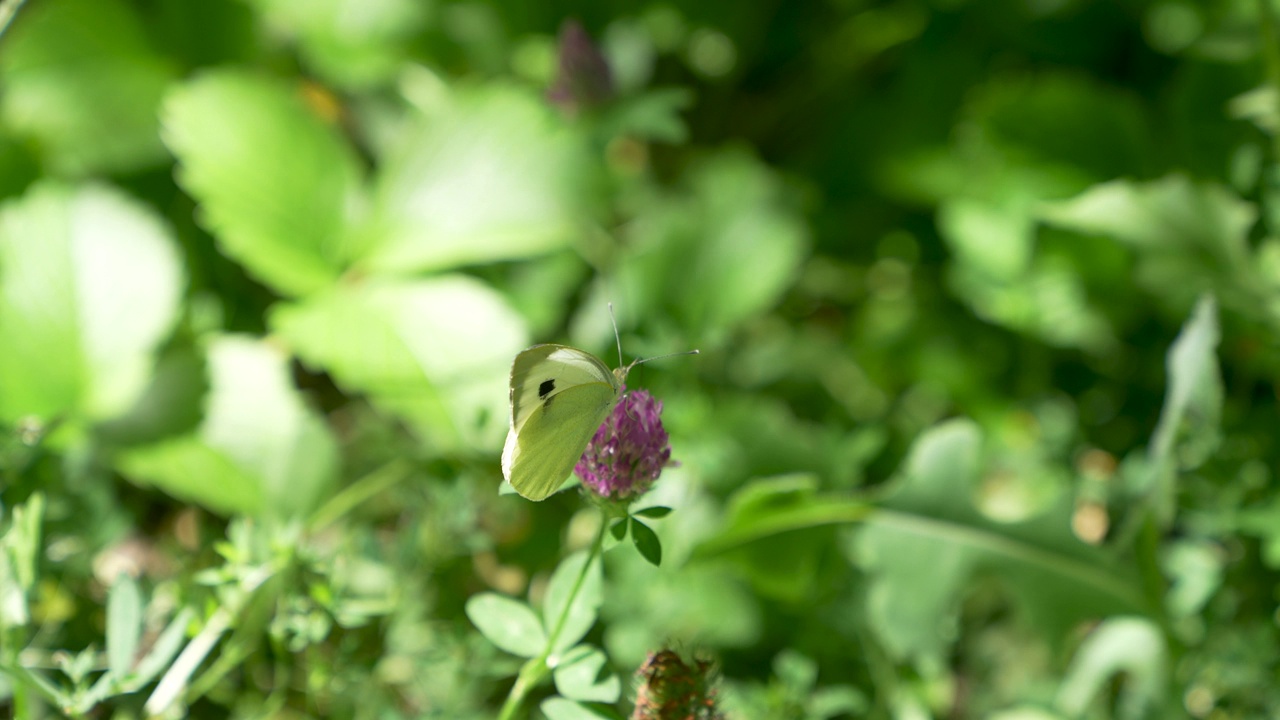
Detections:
[1, 0, 1278, 717]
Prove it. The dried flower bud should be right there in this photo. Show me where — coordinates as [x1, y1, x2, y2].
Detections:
[575, 387, 671, 500]
[632, 649, 723, 720]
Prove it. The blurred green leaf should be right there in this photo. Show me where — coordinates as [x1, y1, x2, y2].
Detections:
[0, 0, 177, 174]
[162, 69, 366, 297]
[1039, 176, 1264, 320]
[243, 0, 425, 89]
[0, 493, 43, 628]
[1056, 617, 1166, 720]
[633, 506, 671, 519]
[365, 85, 595, 273]
[553, 644, 621, 703]
[617, 149, 807, 341]
[543, 550, 603, 654]
[465, 592, 547, 658]
[270, 274, 528, 451]
[1162, 540, 1223, 619]
[106, 574, 143, 679]
[0, 182, 184, 425]
[541, 697, 625, 720]
[691, 475, 870, 560]
[117, 336, 339, 518]
[1145, 295, 1222, 525]
[850, 419, 1144, 664]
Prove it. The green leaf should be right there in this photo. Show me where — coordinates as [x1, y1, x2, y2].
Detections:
[691, 474, 871, 560]
[553, 644, 622, 703]
[117, 336, 339, 518]
[633, 506, 672, 519]
[465, 592, 547, 658]
[129, 607, 196, 689]
[609, 519, 628, 541]
[630, 518, 662, 567]
[1144, 295, 1222, 525]
[0, 0, 177, 174]
[543, 551, 603, 654]
[0, 493, 44, 628]
[162, 69, 365, 297]
[1039, 176, 1261, 318]
[242, 0, 425, 89]
[540, 697, 625, 720]
[0, 182, 184, 425]
[106, 574, 143, 679]
[365, 85, 594, 273]
[850, 419, 1144, 665]
[270, 275, 527, 451]
[617, 149, 807, 339]
[1056, 618, 1166, 720]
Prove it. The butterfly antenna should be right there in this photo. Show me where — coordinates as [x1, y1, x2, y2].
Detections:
[624, 349, 700, 373]
[609, 302, 624, 368]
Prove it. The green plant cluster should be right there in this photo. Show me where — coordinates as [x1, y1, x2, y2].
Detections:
[0, 0, 1278, 718]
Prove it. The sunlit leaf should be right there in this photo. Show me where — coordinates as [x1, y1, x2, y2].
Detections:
[465, 592, 547, 658]
[365, 85, 595, 273]
[553, 644, 621, 703]
[106, 574, 143, 678]
[117, 336, 339, 518]
[243, 0, 426, 88]
[162, 69, 366, 297]
[1056, 617, 1166, 720]
[269, 275, 528, 451]
[0, 183, 184, 426]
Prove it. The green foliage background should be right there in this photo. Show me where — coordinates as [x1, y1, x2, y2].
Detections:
[0, 0, 1278, 718]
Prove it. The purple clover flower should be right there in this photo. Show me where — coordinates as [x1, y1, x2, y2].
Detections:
[575, 387, 672, 500]
[546, 19, 615, 115]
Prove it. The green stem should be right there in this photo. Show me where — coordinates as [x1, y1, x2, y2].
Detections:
[496, 513, 609, 720]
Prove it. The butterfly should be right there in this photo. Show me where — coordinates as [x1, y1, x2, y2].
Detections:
[501, 336, 696, 501]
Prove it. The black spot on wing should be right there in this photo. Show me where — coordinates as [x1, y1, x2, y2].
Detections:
[538, 379, 556, 398]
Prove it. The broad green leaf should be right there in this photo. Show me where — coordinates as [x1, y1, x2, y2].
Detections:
[106, 574, 143, 678]
[1056, 618, 1166, 720]
[541, 697, 624, 720]
[465, 592, 547, 658]
[553, 645, 622, 703]
[849, 419, 1144, 664]
[117, 336, 338, 518]
[633, 506, 672, 519]
[365, 86, 594, 273]
[1144, 295, 1221, 525]
[162, 70, 365, 297]
[617, 150, 807, 340]
[0, 0, 176, 174]
[691, 475, 871, 560]
[1039, 176, 1262, 319]
[630, 519, 662, 567]
[543, 551, 603, 655]
[243, 0, 425, 89]
[0, 183, 184, 425]
[270, 275, 527, 450]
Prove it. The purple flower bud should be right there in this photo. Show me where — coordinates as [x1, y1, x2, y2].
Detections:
[575, 387, 672, 500]
[547, 19, 614, 114]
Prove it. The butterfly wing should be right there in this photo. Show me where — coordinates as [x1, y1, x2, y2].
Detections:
[503, 345, 622, 501]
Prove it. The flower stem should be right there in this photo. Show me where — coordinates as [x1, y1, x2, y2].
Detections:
[497, 511, 609, 720]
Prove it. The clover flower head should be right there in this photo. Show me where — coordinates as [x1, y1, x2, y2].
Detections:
[575, 387, 672, 501]
[546, 19, 614, 113]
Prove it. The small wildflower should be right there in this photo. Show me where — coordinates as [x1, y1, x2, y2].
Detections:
[631, 649, 724, 720]
[575, 387, 672, 500]
[547, 19, 614, 114]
